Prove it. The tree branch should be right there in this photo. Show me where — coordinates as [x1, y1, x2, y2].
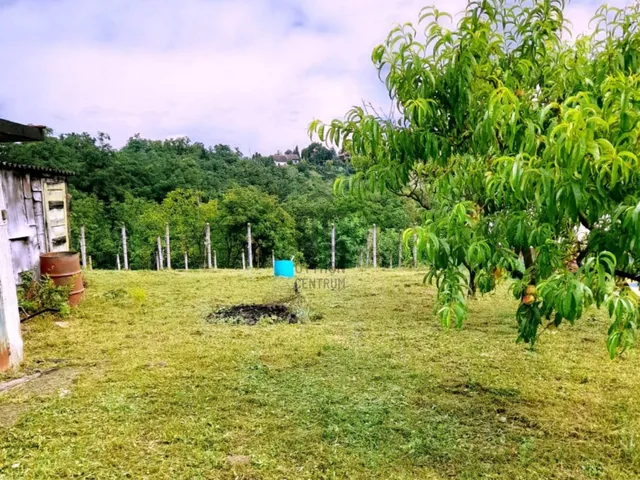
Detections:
[510, 270, 524, 280]
[522, 247, 535, 283]
[573, 237, 640, 283]
[578, 211, 592, 230]
[576, 243, 590, 266]
[614, 269, 640, 283]
[388, 185, 431, 210]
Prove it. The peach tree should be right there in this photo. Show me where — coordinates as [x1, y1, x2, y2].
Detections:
[310, 0, 640, 356]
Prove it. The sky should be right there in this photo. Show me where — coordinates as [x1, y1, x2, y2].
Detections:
[0, 0, 628, 155]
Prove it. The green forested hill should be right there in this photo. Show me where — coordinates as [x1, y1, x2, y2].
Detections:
[0, 132, 421, 269]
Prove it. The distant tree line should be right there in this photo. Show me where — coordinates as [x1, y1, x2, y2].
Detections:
[0, 133, 422, 269]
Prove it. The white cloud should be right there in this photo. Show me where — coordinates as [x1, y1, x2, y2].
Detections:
[0, 0, 623, 155]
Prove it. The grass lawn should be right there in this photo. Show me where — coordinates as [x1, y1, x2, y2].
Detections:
[1, 268, 640, 479]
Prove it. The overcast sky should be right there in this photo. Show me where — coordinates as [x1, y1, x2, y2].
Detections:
[0, 0, 627, 155]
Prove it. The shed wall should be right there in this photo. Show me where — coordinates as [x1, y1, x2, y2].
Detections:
[0, 169, 69, 282]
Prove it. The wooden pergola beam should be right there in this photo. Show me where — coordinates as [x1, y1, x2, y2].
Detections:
[0, 118, 45, 143]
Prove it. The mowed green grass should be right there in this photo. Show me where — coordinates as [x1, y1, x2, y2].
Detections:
[1, 269, 640, 479]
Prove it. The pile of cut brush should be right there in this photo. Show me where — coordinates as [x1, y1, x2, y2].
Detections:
[208, 303, 300, 325]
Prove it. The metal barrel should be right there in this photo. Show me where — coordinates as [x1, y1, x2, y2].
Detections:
[40, 252, 84, 306]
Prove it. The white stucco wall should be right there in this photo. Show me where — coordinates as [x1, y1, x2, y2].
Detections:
[0, 180, 23, 368]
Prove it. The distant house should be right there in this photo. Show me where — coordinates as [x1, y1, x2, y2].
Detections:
[273, 154, 288, 167]
[273, 152, 300, 167]
[285, 153, 300, 164]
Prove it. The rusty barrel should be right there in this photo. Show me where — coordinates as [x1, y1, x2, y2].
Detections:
[40, 252, 84, 306]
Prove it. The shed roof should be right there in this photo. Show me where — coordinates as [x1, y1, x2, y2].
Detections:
[0, 161, 73, 177]
[0, 118, 45, 143]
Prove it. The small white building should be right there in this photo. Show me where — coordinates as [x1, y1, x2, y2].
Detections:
[273, 152, 300, 167]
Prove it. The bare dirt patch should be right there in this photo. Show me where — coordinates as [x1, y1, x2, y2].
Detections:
[207, 303, 300, 325]
[226, 455, 251, 466]
[0, 404, 26, 428]
[0, 367, 79, 427]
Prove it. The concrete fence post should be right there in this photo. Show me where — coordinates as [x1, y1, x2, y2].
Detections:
[372, 224, 377, 268]
[247, 223, 253, 269]
[413, 233, 418, 269]
[80, 225, 87, 269]
[331, 223, 336, 271]
[121, 224, 129, 270]
[206, 223, 212, 269]
[165, 223, 171, 270]
[157, 236, 164, 270]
